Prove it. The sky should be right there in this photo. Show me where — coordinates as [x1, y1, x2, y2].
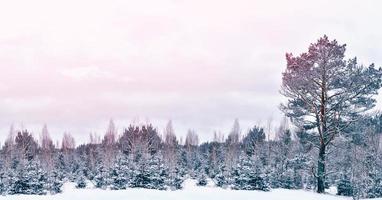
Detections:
[0, 0, 381, 145]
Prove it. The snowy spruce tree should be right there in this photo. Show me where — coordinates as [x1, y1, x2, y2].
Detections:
[4, 167, 18, 195]
[214, 164, 229, 188]
[130, 154, 167, 190]
[166, 165, 184, 190]
[197, 173, 207, 186]
[110, 154, 130, 190]
[337, 174, 353, 197]
[145, 154, 166, 190]
[75, 171, 87, 189]
[0, 169, 6, 195]
[13, 160, 47, 195]
[232, 154, 270, 191]
[94, 164, 110, 189]
[47, 170, 63, 194]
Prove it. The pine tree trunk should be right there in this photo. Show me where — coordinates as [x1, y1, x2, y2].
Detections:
[317, 144, 326, 193]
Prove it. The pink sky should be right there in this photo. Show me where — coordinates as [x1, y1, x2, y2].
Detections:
[0, 0, 381, 144]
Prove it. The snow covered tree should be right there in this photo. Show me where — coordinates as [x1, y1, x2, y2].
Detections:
[102, 119, 117, 167]
[166, 164, 184, 190]
[185, 129, 199, 147]
[363, 151, 382, 198]
[225, 119, 241, 170]
[110, 154, 130, 190]
[15, 130, 38, 161]
[232, 154, 270, 191]
[3, 117, 382, 196]
[119, 124, 161, 158]
[366, 170, 382, 198]
[2, 125, 17, 168]
[0, 169, 6, 195]
[146, 155, 167, 190]
[47, 169, 63, 194]
[337, 174, 353, 197]
[214, 164, 229, 188]
[162, 121, 184, 190]
[130, 154, 167, 190]
[12, 160, 47, 195]
[40, 124, 55, 170]
[281, 35, 382, 193]
[197, 173, 207, 186]
[163, 121, 178, 172]
[4, 168, 18, 195]
[243, 126, 265, 156]
[52, 152, 67, 181]
[61, 132, 75, 153]
[76, 172, 87, 189]
[279, 168, 299, 189]
[167, 171, 183, 190]
[93, 164, 110, 189]
[184, 129, 199, 177]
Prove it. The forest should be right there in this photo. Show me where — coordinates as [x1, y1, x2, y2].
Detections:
[0, 36, 382, 199]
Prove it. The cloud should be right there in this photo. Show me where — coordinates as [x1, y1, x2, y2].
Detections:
[60, 66, 115, 81]
[0, 82, 8, 92]
[0, 0, 381, 143]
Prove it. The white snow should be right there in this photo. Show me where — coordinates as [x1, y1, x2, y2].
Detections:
[0, 179, 356, 200]
[326, 186, 338, 195]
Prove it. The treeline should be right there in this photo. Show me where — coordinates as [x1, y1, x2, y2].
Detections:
[0, 116, 381, 198]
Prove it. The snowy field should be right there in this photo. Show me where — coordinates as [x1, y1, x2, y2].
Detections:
[0, 179, 357, 200]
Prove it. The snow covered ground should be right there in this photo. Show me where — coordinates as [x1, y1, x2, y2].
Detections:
[0, 179, 354, 200]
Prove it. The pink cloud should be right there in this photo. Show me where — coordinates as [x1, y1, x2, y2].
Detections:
[0, 0, 381, 143]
